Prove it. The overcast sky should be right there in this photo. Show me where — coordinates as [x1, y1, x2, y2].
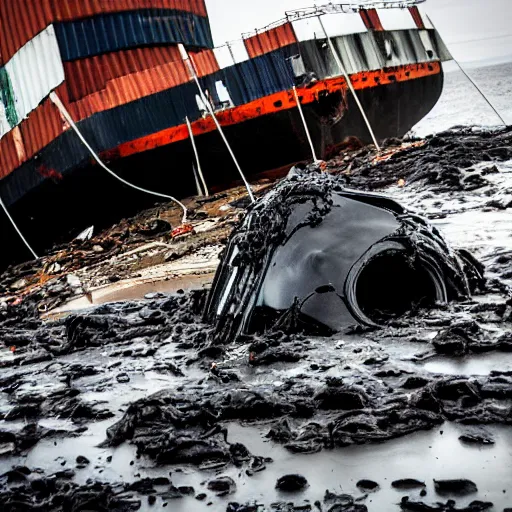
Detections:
[206, 0, 512, 63]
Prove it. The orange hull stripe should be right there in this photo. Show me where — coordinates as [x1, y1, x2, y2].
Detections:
[108, 62, 441, 160]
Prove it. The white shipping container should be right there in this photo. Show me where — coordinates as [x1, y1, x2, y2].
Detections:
[5, 24, 65, 125]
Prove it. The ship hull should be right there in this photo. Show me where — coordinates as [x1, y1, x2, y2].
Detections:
[0, 64, 443, 268]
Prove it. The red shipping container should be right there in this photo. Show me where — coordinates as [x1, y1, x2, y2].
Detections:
[64, 46, 188, 101]
[0, 0, 210, 63]
[360, 9, 384, 31]
[190, 49, 220, 77]
[244, 23, 297, 59]
[52, 0, 208, 21]
[409, 6, 425, 29]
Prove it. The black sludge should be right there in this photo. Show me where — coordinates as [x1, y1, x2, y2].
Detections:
[205, 168, 484, 343]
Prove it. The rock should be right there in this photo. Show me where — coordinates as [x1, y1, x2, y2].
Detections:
[195, 493, 207, 501]
[402, 377, 430, 389]
[314, 387, 367, 410]
[178, 486, 195, 496]
[275, 474, 309, 492]
[400, 497, 492, 511]
[459, 433, 494, 446]
[356, 480, 380, 492]
[76, 455, 90, 468]
[432, 329, 468, 355]
[207, 476, 236, 496]
[116, 373, 130, 384]
[434, 479, 478, 496]
[392, 479, 427, 490]
[481, 165, 500, 175]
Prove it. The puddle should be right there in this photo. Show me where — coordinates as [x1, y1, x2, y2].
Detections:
[7, 421, 510, 512]
[424, 353, 512, 376]
[216, 422, 512, 512]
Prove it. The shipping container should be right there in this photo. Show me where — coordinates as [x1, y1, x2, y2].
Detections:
[244, 23, 297, 59]
[0, 0, 212, 63]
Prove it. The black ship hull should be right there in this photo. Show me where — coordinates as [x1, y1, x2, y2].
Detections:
[1, 65, 443, 269]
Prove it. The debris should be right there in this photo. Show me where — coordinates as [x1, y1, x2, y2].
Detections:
[171, 224, 195, 239]
[75, 226, 94, 241]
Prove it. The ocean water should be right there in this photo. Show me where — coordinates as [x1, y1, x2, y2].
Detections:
[412, 59, 512, 137]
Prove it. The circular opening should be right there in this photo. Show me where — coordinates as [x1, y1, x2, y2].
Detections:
[354, 251, 440, 324]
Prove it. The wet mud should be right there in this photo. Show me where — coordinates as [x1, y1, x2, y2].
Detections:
[2, 127, 512, 511]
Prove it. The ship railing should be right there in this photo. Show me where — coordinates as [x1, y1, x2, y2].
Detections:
[286, 0, 426, 21]
[242, 0, 426, 37]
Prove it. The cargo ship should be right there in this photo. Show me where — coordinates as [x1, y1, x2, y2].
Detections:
[0, 0, 451, 266]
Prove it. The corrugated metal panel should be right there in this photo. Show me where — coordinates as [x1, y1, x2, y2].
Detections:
[423, 29, 452, 62]
[409, 6, 425, 30]
[360, 9, 384, 31]
[0, 1, 211, 63]
[19, 94, 63, 159]
[377, 8, 417, 31]
[52, 0, 209, 20]
[333, 34, 372, 74]
[244, 23, 297, 59]
[190, 49, 220, 77]
[298, 27, 448, 79]
[0, 129, 19, 179]
[63, 46, 187, 101]
[0, 102, 10, 137]
[5, 25, 65, 124]
[299, 32, 383, 79]
[0, 67, 18, 133]
[220, 49, 295, 106]
[376, 30, 419, 67]
[55, 10, 213, 61]
[0, 0, 53, 65]
[64, 56, 193, 122]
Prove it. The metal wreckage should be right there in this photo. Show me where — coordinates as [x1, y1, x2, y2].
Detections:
[205, 165, 485, 342]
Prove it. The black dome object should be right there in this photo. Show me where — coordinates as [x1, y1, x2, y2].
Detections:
[204, 169, 484, 343]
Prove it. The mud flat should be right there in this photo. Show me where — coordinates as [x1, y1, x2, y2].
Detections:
[1, 127, 512, 512]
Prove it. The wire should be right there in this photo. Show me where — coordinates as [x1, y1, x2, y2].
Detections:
[49, 92, 189, 224]
[423, 14, 507, 127]
[0, 195, 38, 260]
[293, 86, 320, 163]
[179, 45, 256, 203]
[452, 59, 507, 126]
[318, 15, 382, 152]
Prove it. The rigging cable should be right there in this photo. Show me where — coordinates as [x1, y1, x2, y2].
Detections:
[425, 14, 507, 127]
[49, 92, 189, 224]
[0, 195, 38, 260]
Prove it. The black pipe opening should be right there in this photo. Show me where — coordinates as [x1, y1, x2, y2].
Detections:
[354, 251, 439, 324]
